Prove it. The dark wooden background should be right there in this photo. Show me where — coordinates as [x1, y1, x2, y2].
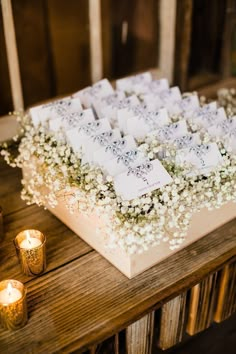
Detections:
[0, 0, 236, 116]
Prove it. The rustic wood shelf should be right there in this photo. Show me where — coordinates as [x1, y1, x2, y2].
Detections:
[0, 157, 236, 353]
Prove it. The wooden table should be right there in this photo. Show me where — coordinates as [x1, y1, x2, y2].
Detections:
[0, 153, 236, 353]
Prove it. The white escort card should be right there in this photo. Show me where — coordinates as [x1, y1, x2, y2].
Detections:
[146, 78, 169, 93]
[194, 107, 227, 129]
[126, 108, 170, 140]
[115, 96, 140, 131]
[190, 101, 218, 122]
[176, 142, 223, 176]
[157, 133, 201, 160]
[116, 72, 152, 92]
[172, 133, 201, 149]
[74, 79, 114, 108]
[158, 87, 182, 115]
[114, 159, 173, 201]
[82, 129, 121, 164]
[102, 148, 147, 177]
[101, 95, 140, 128]
[66, 118, 111, 153]
[30, 97, 82, 127]
[172, 94, 200, 116]
[93, 91, 125, 118]
[148, 120, 188, 143]
[93, 135, 137, 167]
[49, 109, 95, 132]
[208, 116, 236, 138]
[141, 93, 164, 111]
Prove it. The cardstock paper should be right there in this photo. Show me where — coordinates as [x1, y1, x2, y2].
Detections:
[93, 135, 137, 166]
[116, 72, 152, 92]
[66, 118, 111, 153]
[102, 148, 147, 177]
[74, 79, 114, 108]
[49, 109, 95, 132]
[148, 120, 188, 143]
[114, 159, 173, 200]
[176, 142, 223, 176]
[30, 97, 82, 127]
[126, 108, 170, 140]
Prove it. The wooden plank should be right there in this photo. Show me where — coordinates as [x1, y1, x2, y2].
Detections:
[220, 0, 236, 78]
[174, 0, 193, 90]
[0, 216, 235, 353]
[159, 0, 176, 83]
[186, 272, 218, 335]
[158, 292, 187, 350]
[0, 159, 27, 215]
[126, 312, 154, 354]
[89, 0, 103, 83]
[11, 0, 56, 107]
[46, 0, 91, 93]
[1, 0, 23, 111]
[214, 261, 236, 323]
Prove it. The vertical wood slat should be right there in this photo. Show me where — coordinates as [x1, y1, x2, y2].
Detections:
[158, 292, 187, 350]
[1, 0, 24, 111]
[214, 261, 236, 323]
[89, 0, 103, 83]
[174, 0, 193, 90]
[158, 0, 177, 84]
[186, 272, 218, 335]
[126, 312, 155, 354]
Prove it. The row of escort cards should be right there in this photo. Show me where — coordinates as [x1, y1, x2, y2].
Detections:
[29, 72, 236, 201]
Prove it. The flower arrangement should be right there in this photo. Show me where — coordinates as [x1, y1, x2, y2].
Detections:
[1, 88, 236, 255]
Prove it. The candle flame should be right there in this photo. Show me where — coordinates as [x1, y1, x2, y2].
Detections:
[7, 282, 13, 297]
[26, 230, 32, 245]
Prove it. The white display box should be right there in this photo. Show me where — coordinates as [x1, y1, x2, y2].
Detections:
[22, 165, 236, 278]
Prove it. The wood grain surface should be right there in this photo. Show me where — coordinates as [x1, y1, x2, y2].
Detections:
[0, 158, 236, 353]
[214, 261, 236, 323]
[186, 272, 218, 335]
[158, 293, 187, 349]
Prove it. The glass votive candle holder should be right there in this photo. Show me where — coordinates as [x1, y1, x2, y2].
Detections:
[0, 279, 28, 330]
[14, 229, 46, 276]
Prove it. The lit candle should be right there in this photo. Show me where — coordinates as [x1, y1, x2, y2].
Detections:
[0, 282, 22, 304]
[19, 230, 42, 249]
[14, 230, 46, 276]
[0, 280, 28, 330]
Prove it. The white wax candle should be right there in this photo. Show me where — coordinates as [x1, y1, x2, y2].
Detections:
[20, 230, 42, 249]
[0, 283, 22, 304]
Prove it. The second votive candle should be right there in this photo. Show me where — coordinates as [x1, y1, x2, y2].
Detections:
[14, 229, 46, 276]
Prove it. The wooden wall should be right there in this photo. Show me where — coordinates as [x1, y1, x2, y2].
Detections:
[0, 0, 91, 115]
[1, 0, 236, 116]
[0, 0, 158, 116]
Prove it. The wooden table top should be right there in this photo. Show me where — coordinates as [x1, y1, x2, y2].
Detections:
[0, 157, 236, 354]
